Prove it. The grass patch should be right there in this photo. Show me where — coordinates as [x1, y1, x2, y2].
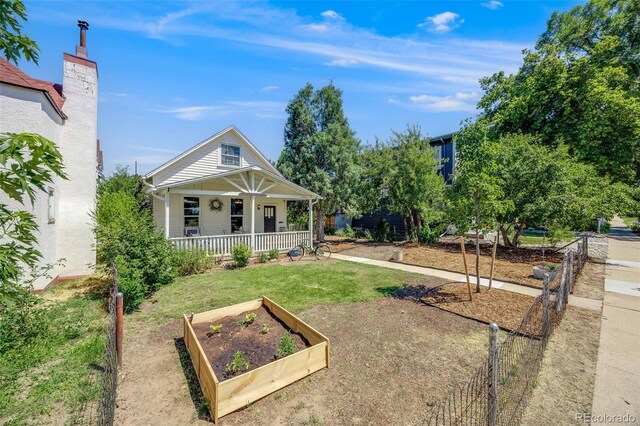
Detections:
[134, 260, 423, 322]
[515, 230, 574, 246]
[0, 277, 109, 425]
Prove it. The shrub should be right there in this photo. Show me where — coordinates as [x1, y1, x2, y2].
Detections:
[420, 224, 446, 244]
[114, 256, 146, 313]
[363, 229, 373, 240]
[171, 248, 213, 276]
[232, 244, 252, 267]
[257, 252, 269, 263]
[335, 224, 356, 238]
[268, 248, 280, 260]
[374, 218, 390, 242]
[94, 184, 176, 312]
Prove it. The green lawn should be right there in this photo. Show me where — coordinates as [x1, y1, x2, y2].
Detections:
[513, 230, 574, 246]
[134, 260, 425, 323]
[622, 216, 639, 228]
[0, 278, 109, 425]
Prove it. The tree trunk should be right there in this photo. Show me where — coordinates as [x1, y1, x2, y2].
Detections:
[512, 221, 526, 247]
[414, 211, 423, 240]
[315, 206, 325, 242]
[475, 228, 481, 293]
[499, 224, 512, 248]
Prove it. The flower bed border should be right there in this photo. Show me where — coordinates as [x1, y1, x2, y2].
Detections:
[183, 296, 330, 423]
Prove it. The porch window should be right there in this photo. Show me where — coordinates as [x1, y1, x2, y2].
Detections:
[221, 144, 240, 166]
[230, 198, 243, 232]
[183, 197, 200, 228]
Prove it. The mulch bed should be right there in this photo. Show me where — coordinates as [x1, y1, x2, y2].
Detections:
[191, 305, 309, 380]
[394, 282, 536, 331]
[403, 241, 564, 288]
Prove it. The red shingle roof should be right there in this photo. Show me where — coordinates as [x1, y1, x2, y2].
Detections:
[0, 57, 66, 117]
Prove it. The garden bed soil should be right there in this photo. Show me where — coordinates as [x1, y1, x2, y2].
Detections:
[394, 282, 536, 331]
[402, 241, 565, 288]
[191, 305, 309, 380]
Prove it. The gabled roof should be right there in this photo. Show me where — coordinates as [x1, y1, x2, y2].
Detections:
[429, 132, 457, 144]
[0, 58, 66, 119]
[144, 125, 280, 179]
[148, 165, 320, 199]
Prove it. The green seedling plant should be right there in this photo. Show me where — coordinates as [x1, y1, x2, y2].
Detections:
[276, 332, 298, 358]
[209, 324, 223, 335]
[548, 263, 560, 271]
[240, 312, 257, 328]
[225, 351, 250, 375]
[261, 324, 269, 334]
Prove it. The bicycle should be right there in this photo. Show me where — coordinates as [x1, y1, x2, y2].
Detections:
[288, 240, 332, 261]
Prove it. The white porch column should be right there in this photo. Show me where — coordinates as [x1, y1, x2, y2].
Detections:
[164, 191, 170, 238]
[250, 195, 256, 252]
[308, 198, 313, 246]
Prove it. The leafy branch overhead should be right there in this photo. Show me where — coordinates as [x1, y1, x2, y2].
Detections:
[0, 0, 39, 64]
[0, 133, 67, 285]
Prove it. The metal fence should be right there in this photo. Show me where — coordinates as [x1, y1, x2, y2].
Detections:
[96, 266, 119, 426]
[427, 238, 588, 425]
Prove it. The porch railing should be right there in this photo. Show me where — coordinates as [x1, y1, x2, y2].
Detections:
[254, 231, 310, 252]
[170, 231, 310, 256]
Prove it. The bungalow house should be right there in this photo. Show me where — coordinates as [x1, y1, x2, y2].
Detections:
[349, 132, 457, 235]
[143, 126, 319, 255]
[0, 21, 100, 290]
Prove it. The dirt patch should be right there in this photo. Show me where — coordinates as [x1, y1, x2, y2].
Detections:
[521, 305, 602, 425]
[403, 242, 564, 288]
[572, 261, 605, 300]
[338, 242, 399, 261]
[116, 298, 488, 425]
[395, 282, 535, 331]
[191, 306, 309, 380]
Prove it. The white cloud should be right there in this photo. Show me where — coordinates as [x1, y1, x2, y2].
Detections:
[325, 58, 360, 67]
[261, 85, 279, 92]
[321, 10, 344, 20]
[481, 1, 504, 10]
[150, 105, 228, 121]
[69, 3, 527, 95]
[150, 100, 284, 121]
[409, 91, 479, 112]
[418, 11, 464, 33]
[302, 23, 329, 32]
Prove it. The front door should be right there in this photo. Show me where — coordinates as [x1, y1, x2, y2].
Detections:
[263, 205, 276, 233]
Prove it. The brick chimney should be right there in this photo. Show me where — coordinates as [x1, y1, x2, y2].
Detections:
[76, 20, 89, 58]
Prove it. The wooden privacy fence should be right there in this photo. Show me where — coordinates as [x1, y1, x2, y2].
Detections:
[170, 231, 310, 256]
[427, 240, 588, 426]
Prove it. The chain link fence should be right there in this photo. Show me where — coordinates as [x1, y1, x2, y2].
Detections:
[427, 237, 588, 425]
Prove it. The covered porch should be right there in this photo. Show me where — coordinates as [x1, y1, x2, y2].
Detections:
[146, 166, 319, 255]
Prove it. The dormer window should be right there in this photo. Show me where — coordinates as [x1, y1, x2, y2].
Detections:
[221, 144, 240, 166]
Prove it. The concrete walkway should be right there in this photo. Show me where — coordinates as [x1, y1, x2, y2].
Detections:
[591, 217, 640, 423]
[332, 252, 602, 311]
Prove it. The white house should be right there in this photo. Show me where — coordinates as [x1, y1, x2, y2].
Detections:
[0, 21, 100, 290]
[143, 126, 319, 255]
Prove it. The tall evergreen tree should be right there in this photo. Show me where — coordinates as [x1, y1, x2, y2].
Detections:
[278, 83, 361, 241]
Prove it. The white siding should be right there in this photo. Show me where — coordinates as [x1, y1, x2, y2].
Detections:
[154, 194, 288, 238]
[153, 131, 274, 187]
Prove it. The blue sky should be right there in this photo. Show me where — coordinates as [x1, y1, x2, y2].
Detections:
[19, 0, 582, 175]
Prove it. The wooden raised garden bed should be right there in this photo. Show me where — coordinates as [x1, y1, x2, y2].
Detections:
[183, 296, 330, 423]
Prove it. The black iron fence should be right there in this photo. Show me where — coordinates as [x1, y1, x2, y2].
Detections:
[427, 239, 587, 425]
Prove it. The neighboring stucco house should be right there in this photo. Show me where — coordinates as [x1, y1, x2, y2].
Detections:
[0, 22, 100, 290]
[143, 125, 319, 255]
[349, 132, 457, 235]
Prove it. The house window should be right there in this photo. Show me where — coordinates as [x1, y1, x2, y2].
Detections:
[47, 188, 55, 224]
[230, 198, 244, 232]
[184, 197, 200, 228]
[221, 144, 240, 166]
